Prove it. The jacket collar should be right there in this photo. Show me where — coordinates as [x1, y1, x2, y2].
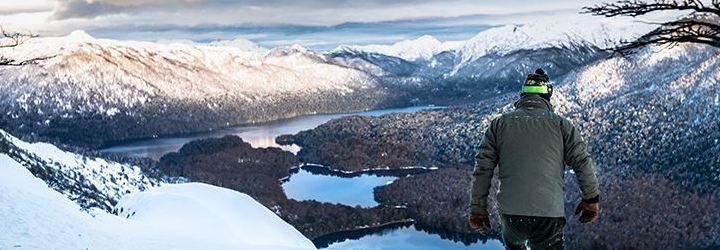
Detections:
[514, 94, 554, 111]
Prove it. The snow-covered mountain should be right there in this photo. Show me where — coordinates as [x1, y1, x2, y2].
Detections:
[454, 16, 654, 69]
[0, 15, 660, 147]
[330, 15, 658, 98]
[156, 37, 268, 52]
[0, 129, 157, 211]
[334, 35, 463, 62]
[0, 31, 391, 146]
[0, 154, 316, 249]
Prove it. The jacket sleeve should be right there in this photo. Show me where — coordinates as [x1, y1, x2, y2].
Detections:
[561, 118, 600, 200]
[469, 119, 499, 214]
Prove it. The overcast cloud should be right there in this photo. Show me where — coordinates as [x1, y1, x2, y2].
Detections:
[0, 0, 606, 49]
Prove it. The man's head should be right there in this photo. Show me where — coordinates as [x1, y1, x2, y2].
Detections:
[521, 68, 552, 101]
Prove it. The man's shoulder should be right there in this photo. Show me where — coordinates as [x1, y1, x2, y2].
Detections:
[499, 108, 565, 120]
[490, 112, 515, 124]
[554, 114, 574, 126]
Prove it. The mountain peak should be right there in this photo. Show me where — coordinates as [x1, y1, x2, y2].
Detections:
[208, 37, 267, 52]
[409, 35, 441, 45]
[65, 30, 95, 42]
[336, 35, 460, 62]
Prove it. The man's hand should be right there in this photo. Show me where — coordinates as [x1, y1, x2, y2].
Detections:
[575, 196, 600, 223]
[468, 212, 491, 234]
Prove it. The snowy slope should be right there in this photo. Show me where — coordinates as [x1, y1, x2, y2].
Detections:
[335, 35, 463, 62]
[332, 15, 656, 75]
[327, 14, 659, 101]
[553, 43, 720, 181]
[452, 15, 656, 73]
[115, 183, 316, 249]
[459, 16, 652, 59]
[0, 30, 374, 111]
[0, 154, 316, 250]
[0, 31, 390, 146]
[0, 129, 157, 211]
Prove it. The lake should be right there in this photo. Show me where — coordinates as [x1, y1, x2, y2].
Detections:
[102, 105, 503, 249]
[99, 106, 436, 159]
[282, 167, 397, 207]
[321, 223, 504, 250]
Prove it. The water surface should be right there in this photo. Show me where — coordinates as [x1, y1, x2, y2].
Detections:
[100, 106, 436, 159]
[283, 167, 502, 250]
[323, 224, 504, 250]
[282, 168, 396, 207]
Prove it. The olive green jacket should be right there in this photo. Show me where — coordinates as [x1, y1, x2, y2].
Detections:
[469, 94, 600, 217]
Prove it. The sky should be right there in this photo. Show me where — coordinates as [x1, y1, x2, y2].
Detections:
[0, 0, 606, 50]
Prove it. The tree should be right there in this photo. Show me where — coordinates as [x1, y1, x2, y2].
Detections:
[582, 0, 720, 54]
[0, 24, 39, 65]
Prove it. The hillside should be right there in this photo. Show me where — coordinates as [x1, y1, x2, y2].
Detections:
[0, 129, 157, 211]
[0, 154, 316, 249]
[0, 31, 391, 147]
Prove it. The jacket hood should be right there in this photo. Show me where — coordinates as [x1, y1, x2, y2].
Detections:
[514, 94, 554, 111]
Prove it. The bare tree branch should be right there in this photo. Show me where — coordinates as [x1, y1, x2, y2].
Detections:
[610, 16, 720, 54]
[1, 24, 44, 66]
[0, 24, 36, 48]
[583, 0, 720, 18]
[582, 1, 720, 54]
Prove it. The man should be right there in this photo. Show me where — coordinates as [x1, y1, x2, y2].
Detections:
[468, 68, 600, 250]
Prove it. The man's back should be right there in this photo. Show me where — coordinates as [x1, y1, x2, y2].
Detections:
[471, 94, 600, 217]
[493, 95, 567, 217]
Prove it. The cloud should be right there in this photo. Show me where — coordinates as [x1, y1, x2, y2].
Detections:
[83, 10, 585, 51]
[0, 0, 54, 15]
[53, 0, 205, 19]
[0, 0, 607, 51]
[52, 0, 470, 18]
[51, 0, 588, 21]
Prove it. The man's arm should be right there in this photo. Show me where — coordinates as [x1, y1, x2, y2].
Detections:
[469, 119, 499, 215]
[561, 118, 600, 201]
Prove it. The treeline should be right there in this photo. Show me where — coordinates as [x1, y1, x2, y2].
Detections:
[0, 84, 398, 148]
[284, 95, 513, 172]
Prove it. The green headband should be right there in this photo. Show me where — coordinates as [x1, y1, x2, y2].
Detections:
[522, 85, 549, 94]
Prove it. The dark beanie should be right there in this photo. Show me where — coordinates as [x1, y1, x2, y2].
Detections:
[521, 68, 552, 101]
[526, 68, 549, 83]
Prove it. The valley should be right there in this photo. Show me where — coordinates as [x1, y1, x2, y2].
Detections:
[0, 16, 650, 148]
[2, 10, 719, 250]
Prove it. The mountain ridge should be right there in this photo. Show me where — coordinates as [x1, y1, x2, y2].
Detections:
[0, 15, 658, 147]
